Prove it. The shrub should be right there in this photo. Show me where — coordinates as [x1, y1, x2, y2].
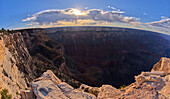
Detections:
[119, 85, 126, 89]
[167, 72, 170, 75]
[0, 88, 12, 99]
[16, 92, 20, 95]
[2, 69, 8, 77]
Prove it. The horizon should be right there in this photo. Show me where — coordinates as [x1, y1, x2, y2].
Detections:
[1, 0, 170, 34]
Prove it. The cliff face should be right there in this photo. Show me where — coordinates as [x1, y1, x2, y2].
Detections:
[19, 29, 82, 88]
[19, 29, 66, 77]
[152, 57, 170, 75]
[0, 33, 34, 98]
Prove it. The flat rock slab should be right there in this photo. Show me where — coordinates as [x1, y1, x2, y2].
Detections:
[31, 80, 69, 99]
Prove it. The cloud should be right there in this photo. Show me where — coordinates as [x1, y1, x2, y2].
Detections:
[22, 8, 140, 26]
[147, 17, 170, 29]
[108, 6, 116, 10]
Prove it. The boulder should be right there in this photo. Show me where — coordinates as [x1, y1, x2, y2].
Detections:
[152, 57, 170, 75]
[58, 82, 74, 93]
[31, 80, 69, 99]
[135, 71, 167, 85]
[120, 70, 169, 99]
[30, 70, 96, 99]
[33, 70, 61, 85]
[97, 85, 121, 99]
[20, 90, 35, 99]
[65, 90, 96, 99]
[142, 71, 166, 77]
[159, 81, 170, 99]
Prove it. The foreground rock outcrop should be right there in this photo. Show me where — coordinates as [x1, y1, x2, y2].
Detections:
[120, 71, 169, 98]
[21, 70, 96, 99]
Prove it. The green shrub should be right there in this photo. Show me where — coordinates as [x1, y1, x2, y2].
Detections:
[0, 88, 12, 99]
[16, 92, 20, 95]
[167, 72, 170, 75]
[2, 69, 8, 77]
[119, 85, 126, 89]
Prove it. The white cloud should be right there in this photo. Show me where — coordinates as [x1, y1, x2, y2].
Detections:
[108, 6, 111, 8]
[111, 7, 116, 10]
[147, 17, 170, 29]
[22, 8, 140, 26]
[22, 16, 37, 22]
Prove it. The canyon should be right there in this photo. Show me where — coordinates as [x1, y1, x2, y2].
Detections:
[46, 27, 170, 87]
[0, 27, 170, 98]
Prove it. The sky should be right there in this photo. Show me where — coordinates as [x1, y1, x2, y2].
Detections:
[0, 0, 170, 34]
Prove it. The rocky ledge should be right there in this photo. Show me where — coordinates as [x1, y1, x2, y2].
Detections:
[21, 70, 96, 99]
[21, 57, 170, 99]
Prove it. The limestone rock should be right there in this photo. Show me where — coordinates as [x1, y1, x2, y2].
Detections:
[152, 57, 170, 75]
[58, 82, 74, 93]
[135, 71, 167, 85]
[142, 71, 166, 77]
[31, 80, 69, 99]
[20, 90, 35, 99]
[120, 71, 169, 99]
[33, 70, 61, 85]
[30, 70, 96, 99]
[58, 83, 96, 99]
[97, 85, 121, 99]
[0, 33, 34, 98]
[159, 81, 170, 99]
[79, 84, 100, 96]
[65, 90, 96, 99]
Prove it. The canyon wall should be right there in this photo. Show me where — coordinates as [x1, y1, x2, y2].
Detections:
[0, 33, 34, 98]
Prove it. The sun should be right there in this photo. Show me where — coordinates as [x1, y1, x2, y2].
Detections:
[73, 9, 83, 15]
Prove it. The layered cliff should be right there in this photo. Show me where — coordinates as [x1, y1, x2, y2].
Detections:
[0, 33, 34, 98]
[18, 29, 82, 88]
